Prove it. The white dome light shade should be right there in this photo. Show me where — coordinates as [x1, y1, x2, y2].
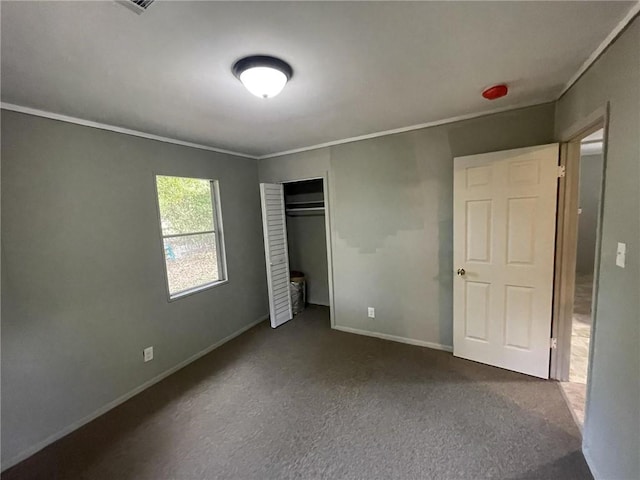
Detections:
[233, 55, 293, 99]
[239, 67, 288, 98]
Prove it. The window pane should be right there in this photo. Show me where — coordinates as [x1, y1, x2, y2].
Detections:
[156, 176, 214, 235]
[163, 233, 219, 295]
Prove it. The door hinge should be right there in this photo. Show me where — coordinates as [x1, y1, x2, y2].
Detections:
[557, 165, 566, 178]
[550, 338, 558, 349]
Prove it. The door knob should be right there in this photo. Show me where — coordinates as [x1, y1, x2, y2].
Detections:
[457, 268, 466, 276]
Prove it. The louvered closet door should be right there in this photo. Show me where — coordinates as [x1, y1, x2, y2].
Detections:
[260, 183, 293, 328]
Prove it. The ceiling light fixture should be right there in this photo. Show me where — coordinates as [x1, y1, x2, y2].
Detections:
[232, 55, 293, 99]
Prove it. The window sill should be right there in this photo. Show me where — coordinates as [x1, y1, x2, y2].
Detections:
[168, 279, 229, 302]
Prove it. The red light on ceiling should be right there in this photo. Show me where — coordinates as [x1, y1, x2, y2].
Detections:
[482, 84, 508, 100]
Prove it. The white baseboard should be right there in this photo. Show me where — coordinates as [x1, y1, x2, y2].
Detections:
[332, 325, 453, 352]
[1, 314, 269, 472]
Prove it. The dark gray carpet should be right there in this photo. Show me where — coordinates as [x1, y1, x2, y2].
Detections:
[2, 306, 592, 479]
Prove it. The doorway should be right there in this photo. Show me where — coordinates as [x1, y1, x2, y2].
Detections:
[559, 127, 605, 429]
[259, 176, 334, 329]
[283, 178, 330, 311]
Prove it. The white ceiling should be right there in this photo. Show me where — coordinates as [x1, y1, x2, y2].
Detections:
[1, 1, 635, 157]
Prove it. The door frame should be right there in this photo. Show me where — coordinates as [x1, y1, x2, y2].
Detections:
[550, 104, 608, 381]
[279, 173, 336, 328]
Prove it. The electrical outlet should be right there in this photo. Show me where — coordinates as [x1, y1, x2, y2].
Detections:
[143, 346, 153, 362]
[616, 242, 626, 268]
[368, 307, 375, 318]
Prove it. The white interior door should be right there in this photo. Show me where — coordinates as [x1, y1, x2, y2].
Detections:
[260, 183, 293, 328]
[453, 144, 559, 378]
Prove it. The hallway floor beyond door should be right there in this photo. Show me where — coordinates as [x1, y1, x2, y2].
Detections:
[561, 273, 594, 429]
[3, 306, 591, 480]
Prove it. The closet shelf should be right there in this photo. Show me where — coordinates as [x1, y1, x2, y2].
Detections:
[286, 207, 325, 216]
[286, 200, 324, 207]
[284, 197, 325, 216]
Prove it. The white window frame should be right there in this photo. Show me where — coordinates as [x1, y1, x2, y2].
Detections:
[154, 175, 228, 301]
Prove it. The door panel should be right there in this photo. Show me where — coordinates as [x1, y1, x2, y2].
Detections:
[506, 197, 537, 264]
[466, 199, 492, 262]
[464, 281, 490, 341]
[504, 285, 534, 349]
[453, 144, 559, 378]
[259, 183, 293, 328]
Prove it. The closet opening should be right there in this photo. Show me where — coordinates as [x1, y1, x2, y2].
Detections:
[259, 176, 333, 330]
[283, 178, 330, 322]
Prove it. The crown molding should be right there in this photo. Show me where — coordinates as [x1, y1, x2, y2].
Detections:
[558, 1, 640, 99]
[3, 4, 638, 161]
[256, 99, 554, 159]
[0, 103, 259, 160]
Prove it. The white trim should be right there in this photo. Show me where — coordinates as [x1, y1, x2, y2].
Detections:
[0, 102, 259, 160]
[582, 445, 602, 480]
[258, 100, 553, 159]
[0, 314, 269, 472]
[558, 1, 640, 98]
[2, 99, 554, 163]
[333, 325, 453, 353]
[556, 105, 608, 143]
[324, 172, 337, 329]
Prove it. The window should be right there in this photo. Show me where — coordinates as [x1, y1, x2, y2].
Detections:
[155, 175, 227, 299]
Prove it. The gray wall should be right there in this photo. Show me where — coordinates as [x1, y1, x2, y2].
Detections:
[8, 21, 637, 476]
[260, 103, 555, 348]
[576, 152, 604, 274]
[259, 148, 330, 184]
[1, 110, 269, 467]
[286, 214, 329, 306]
[555, 18, 639, 480]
